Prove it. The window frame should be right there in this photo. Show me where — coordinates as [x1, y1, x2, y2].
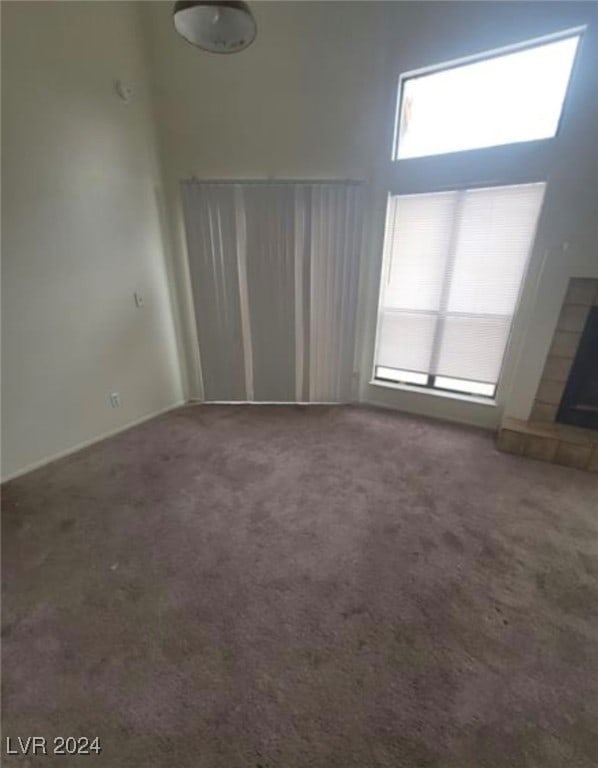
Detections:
[371, 182, 546, 400]
[374, 366, 497, 399]
[368, 26, 585, 405]
[391, 26, 583, 163]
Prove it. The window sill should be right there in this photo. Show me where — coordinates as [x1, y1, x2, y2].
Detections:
[369, 378, 498, 407]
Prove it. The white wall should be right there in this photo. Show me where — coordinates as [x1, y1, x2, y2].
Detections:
[1, 1, 183, 480]
[143, 1, 597, 427]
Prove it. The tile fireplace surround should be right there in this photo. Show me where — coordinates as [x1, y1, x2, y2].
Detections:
[498, 277, 598, 472]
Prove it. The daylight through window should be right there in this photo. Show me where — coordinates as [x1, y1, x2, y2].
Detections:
[374, 184, 546, 398]
[396, 34, 580, 159]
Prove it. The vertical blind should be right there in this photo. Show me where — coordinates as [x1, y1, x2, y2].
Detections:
[375, 183, 545, 393]
[181, 181, 363, 402]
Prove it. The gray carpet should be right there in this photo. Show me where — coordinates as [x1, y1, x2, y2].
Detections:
[2, 404, 598, 767]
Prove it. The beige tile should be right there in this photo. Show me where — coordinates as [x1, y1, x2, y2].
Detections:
[555, 442, 593, 470]
[530, 402, 558, 423]
[510, 419, 556, 439]
[565, 278, 598, 306]
[501, 417, 527, 432]
[555, 423, 593, 446]
[542, 356, 573, 383]
[522, 420, 559, 439]
[525, 435, 558, 462]
[497, 429, 526, 455]
[549, 331, 581, 358]
[588, 447, 598, 473]
[536, 379, 566, 406]
[556, 303, 590, 333]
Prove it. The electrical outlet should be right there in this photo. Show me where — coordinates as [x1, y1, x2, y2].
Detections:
[134, 292, 144, 308]
[109, 392, 121, 408]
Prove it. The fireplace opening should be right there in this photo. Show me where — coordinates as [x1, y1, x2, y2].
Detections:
[557, 306, 598, 430]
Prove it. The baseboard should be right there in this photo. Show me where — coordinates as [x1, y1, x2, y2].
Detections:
[1, 401, 186, 484]
[361, 398, 497, 432]
[190, 400, 345, 405]
[191, 398, 494, 429]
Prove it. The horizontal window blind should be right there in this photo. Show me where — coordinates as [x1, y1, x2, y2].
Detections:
[375, 183, 545, 394]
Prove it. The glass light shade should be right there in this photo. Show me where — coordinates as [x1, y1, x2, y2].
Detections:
[173, 1, 256, 53]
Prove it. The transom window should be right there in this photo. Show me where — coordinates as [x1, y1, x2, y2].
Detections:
[395, 33, 580, 159]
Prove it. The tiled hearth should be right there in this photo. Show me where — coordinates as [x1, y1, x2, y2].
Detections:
[498, 277, 598, 472]
[499, 417, 598, 471]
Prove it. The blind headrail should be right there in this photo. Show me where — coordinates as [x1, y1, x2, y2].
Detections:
[181, 177, 366, 186]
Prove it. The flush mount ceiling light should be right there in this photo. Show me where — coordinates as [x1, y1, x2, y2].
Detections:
[173, 1, 256, 54]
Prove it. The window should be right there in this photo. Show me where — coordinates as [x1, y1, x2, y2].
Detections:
[375, 184, 545, 398]
[372, 29, 582, 401]
[395, 34, 580, 159]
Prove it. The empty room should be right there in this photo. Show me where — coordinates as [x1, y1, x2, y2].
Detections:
[2, 1, 598, 765]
